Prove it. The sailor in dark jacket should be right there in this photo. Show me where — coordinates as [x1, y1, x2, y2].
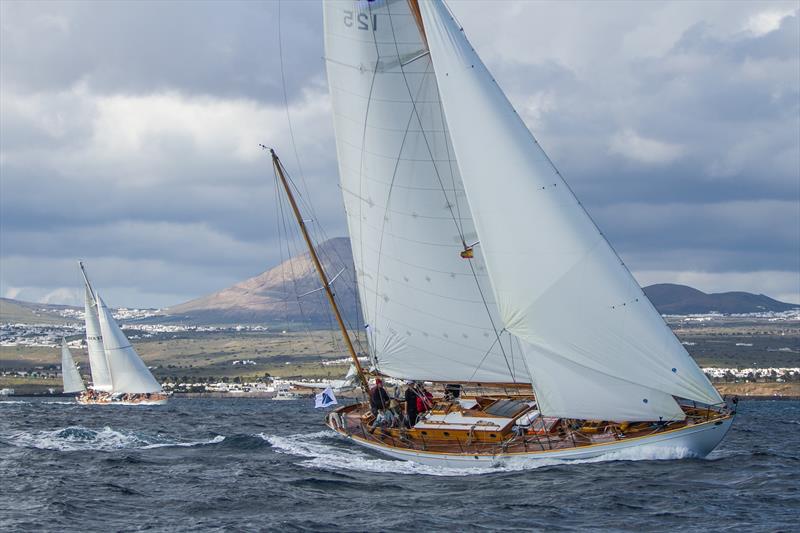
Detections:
[369, 378, 390, 416]
[404, 382, 419, 428]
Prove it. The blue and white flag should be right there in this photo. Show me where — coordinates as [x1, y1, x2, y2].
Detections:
[315, 386, 338, 409]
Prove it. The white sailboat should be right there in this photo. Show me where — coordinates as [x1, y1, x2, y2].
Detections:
[61, 338, 86, 395]
[268, 0, 734, 467]
[75, 263, 167, 405]
[288, 365, 358, 393]
[81, 267, 113, 393]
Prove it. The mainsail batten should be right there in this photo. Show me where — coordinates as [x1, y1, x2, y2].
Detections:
[324, 0, 522, 382]
[61, 338, 86, 394]
[419, 0, 721, 420]
[95, 294, 162, 394]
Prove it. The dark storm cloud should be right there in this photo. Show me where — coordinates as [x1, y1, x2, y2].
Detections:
[475, 7, 799, 294]
[494, 14, 799, 206]
[0, 0, 322, 104]
[1, 1, 798, 306]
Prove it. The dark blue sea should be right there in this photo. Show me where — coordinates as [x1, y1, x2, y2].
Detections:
[1, 398, 798, 532]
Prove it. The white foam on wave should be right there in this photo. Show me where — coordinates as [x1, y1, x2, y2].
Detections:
[260, 431, 495, 476]
[3, 426, 225, 452]
[0, 401, 31, 405]
[42, 401, 78, 405]
[261, 431, 699, 476]
[142, 435, 226, 449]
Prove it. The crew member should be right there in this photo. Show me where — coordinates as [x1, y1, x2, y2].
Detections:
[405, 381, 419, 428]
[369, 378, 390, 416]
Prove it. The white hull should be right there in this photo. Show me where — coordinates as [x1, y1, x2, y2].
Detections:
[110, 399, 168, 406]
[334, 416, 734, 468]
[76, 396, 168, 406]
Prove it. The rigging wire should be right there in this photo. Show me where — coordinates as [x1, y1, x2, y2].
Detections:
[384, 5, 516, 382]
[275, 2, 368, 366]
[272, 154, 370, 366]
[355, 1, 383, 364]
[383, 9, 468, 249]
[277, 0, 313, 206]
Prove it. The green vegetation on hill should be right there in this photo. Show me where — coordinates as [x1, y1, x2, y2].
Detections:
[0, 298, 76, 325]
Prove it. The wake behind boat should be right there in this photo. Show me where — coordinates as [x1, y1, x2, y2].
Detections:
[61, 263, 167, 406]
[265, 0, 735, 467]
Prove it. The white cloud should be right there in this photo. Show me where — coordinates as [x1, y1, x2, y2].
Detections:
[3, 287, 23, 299]
[520, 90, 557, 131]
[40, 287, 81, 306]
[1, 1, 797, 307]
[608, 128, 686, 165]
[744, 7, 798, 36]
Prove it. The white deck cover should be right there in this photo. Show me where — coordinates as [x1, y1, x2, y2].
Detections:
[414, 411, 512, 431]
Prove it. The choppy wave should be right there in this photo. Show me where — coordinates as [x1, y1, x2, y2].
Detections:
[262, 431, 700, 476]
[3, 426, 225, 451]
[0, 400, 31, 405]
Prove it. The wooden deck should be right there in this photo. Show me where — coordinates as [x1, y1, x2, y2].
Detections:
[327, 396, 731, 457]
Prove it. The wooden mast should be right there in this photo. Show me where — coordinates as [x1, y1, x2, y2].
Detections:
[407, 0, 427, 48]
[268, 147, 370, 395]
[79, 261, 93, 294]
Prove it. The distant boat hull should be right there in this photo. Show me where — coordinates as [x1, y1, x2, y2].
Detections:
[327, 402, 734, 468]
[76, 392, 168, 406]
[272, 392, 302, 401]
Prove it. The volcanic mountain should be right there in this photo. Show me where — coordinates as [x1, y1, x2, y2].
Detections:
[161, 237, 797, 324]
[164, 237, 361, 326]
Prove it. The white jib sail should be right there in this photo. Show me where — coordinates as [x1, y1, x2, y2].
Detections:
[324, 0, 522, 382]
[61, 338, 86, 394]
[83, 283, 113, 392]
[95, 294, 162, 394]
[420, 0, 721, 421]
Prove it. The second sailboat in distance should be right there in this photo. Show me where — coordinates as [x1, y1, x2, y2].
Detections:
[70, 262, 167, 405]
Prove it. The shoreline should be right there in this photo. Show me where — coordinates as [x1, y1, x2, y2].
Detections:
[5, 393, 799, 401]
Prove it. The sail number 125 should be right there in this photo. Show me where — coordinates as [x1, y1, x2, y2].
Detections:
[344, 11, 377, 31]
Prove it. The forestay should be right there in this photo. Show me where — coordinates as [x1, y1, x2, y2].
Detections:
[61, 338, 86, 394]
[420, 0, 721, 421]
[83, 284, 113, 392]
[324, 0, 523, 382]
[95, 294, 162, 394]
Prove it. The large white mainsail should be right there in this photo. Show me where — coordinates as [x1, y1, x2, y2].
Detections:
[324, 0, 523, 382]
[95, 294, 162, 394]
[61, 338, 86, 394]
[81, 273, 113, 392]
[419, 0, 721, 421]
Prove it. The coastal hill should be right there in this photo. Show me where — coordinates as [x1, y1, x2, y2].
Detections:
[643, 283, 797, 315]
[163, 237, 362, 326]
[0, 298, 78, 325]
[162, 238, 796, 324]
[2, 238, 796, 325]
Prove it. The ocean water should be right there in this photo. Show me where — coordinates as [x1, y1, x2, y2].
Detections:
[1, 398, 798, 532]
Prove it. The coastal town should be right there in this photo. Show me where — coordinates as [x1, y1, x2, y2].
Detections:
[2, 306, 798, 398]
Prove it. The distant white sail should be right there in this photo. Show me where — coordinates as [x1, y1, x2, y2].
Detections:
[81, 271, 113, 392]
[420, 0, 721, 420]
[324, 0, 522, 382]
[61, 338, 86, 394]
[95, 294, 161, 394]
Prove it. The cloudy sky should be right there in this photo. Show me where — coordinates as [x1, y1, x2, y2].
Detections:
[1, 0, 798, 308]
